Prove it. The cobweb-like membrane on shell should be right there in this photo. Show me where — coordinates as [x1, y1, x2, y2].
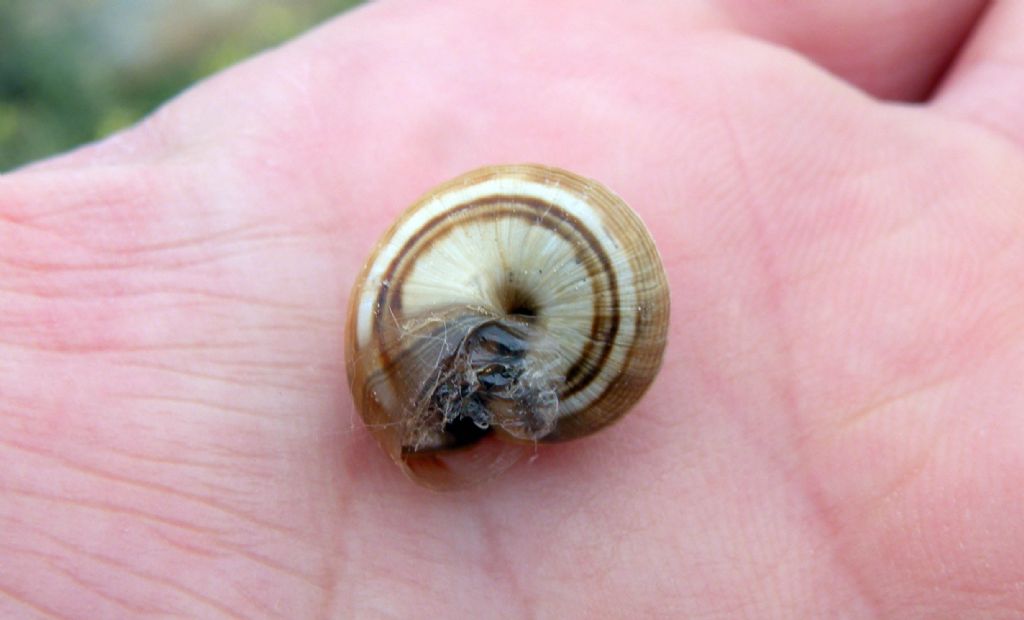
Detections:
[382, 309, 566, 490]
[379, 307, 563, 454]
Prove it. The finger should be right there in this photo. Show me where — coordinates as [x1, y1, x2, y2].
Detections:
[14, 0, 988, 179]
[933, 1, 1024, 147]
[716, 0, 988, 101]
[21, 0, 993, 177]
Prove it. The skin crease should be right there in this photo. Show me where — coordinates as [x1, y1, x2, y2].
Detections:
[1, 0, 1023, 616]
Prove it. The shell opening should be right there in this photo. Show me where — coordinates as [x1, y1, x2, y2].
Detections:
[404, 319, 560, 454]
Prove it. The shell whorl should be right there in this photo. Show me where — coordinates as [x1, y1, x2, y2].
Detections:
[346, 164, 669, 487]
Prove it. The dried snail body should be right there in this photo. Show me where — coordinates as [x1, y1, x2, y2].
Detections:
[346, 164, 670, 489]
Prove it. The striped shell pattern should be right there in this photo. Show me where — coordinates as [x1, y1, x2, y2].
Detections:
[345, 164, 670, 488]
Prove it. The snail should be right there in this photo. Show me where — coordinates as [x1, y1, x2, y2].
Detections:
[345, 164, 670, 489]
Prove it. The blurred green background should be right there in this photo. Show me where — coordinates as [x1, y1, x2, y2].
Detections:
[0, 0, 365, 172]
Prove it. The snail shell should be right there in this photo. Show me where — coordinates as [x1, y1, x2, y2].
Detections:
[345, 164, 669, 489]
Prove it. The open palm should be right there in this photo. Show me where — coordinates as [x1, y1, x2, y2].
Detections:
[3, 1, 1023, 617]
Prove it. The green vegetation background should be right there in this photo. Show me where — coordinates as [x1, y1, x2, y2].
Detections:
[0, 0, 364, 171]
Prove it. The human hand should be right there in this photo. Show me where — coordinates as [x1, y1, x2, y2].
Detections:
[2, 1, 1023, 617]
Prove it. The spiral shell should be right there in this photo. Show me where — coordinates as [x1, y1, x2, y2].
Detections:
[346, 164, 669, 488]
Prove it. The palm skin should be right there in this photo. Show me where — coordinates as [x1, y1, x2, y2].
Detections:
[2, 0, 1024, 617]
